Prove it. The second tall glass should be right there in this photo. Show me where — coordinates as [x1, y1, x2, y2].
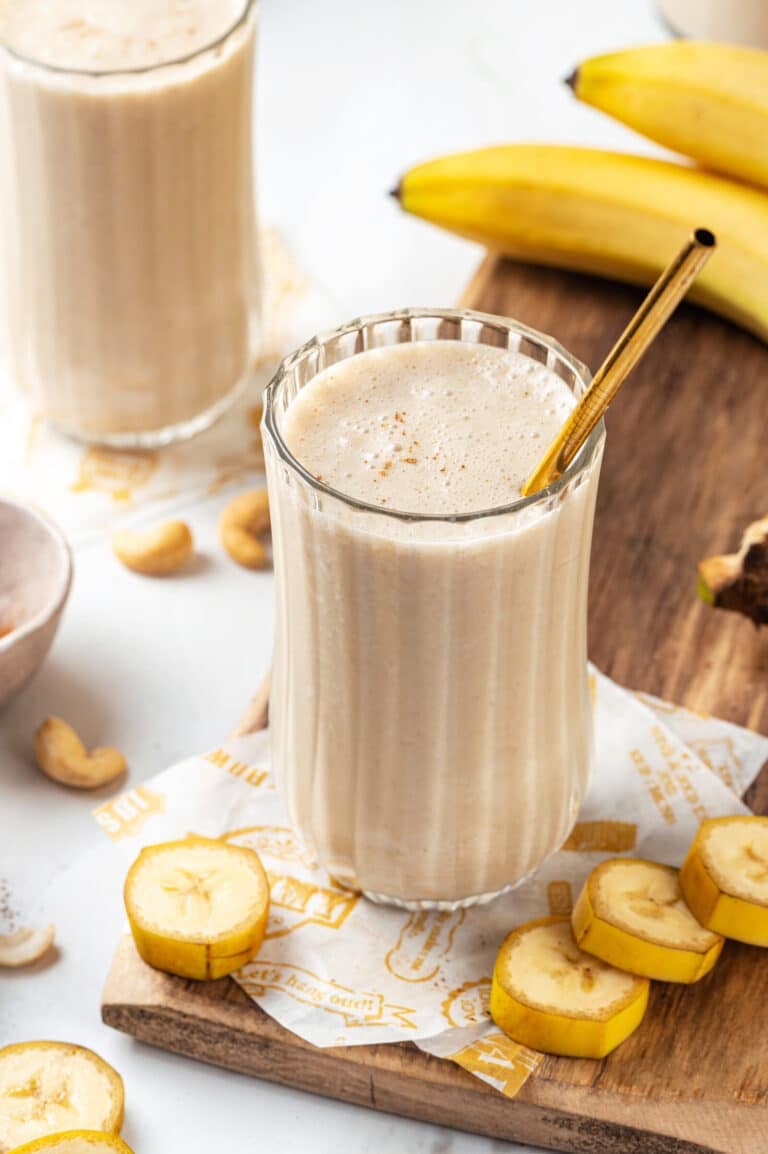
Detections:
[0, 0, 260, 446]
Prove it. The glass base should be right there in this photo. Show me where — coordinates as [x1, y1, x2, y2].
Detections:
[46, 371, 248, 449]
[360, 868, 537, 911]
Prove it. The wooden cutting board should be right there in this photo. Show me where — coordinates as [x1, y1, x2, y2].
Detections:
[102, 256, 768, 1154]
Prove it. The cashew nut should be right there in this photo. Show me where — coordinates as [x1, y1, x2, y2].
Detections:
[0, 925, 55, 967]
[112, 520, 193, 576]
[220, 489, 271, 570]
[35, 716, 127, 789]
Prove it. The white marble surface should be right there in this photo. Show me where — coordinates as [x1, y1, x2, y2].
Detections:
[1, 1, 672, 1150]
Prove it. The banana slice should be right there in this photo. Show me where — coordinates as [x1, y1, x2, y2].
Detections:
[572, 859, 723, 983]
[124, 836, 270, 980]
[680, 816, 768, 946]
[9, 1132, 134, 1153]
[490, 915, 649, 1059]
[0, 1043, 124, 1154]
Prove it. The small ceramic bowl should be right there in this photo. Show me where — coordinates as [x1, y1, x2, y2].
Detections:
[0, 498, 72, 708]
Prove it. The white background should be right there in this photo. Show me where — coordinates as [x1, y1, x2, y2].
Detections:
[3, 1, 674, 1151]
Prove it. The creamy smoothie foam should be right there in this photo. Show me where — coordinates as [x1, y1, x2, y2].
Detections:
[266, 333, 603, 907]
[2, 0, 243, 69]
[0, 0, 258, 442]
[282, 342, 574, 512]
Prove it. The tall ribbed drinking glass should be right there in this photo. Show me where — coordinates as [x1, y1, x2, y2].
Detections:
[263, 309, 605, 909]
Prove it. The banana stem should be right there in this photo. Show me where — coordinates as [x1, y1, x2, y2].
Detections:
[521, 227, 716, 496]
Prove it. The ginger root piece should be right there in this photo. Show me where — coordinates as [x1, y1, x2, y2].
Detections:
[698, 515, 768, 625]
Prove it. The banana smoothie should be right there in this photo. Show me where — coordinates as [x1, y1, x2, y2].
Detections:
[0, 0, 259, 443]
[264, 312, 605, 908]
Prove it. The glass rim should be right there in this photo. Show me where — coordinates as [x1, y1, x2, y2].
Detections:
[0, 0, 256, 78]
[263, 307, 605, 525]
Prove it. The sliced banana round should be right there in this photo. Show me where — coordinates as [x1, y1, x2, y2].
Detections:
[124, 836, 270, 980]
[680, 815, 768, 946]
[9, 1131, 134, 1153]
[572, 858, 724, 983]
[490, 915, 649, 1059]
[0, 1042, 124, 1154]
[0, 926, 55, 969]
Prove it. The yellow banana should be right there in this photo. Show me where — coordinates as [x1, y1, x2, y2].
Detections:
[394, 144, 768, 342]
[569, 41, 768, 190]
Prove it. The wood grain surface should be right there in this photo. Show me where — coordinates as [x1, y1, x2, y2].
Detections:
[102, 256, 768, 1154]
[469, 258, 768, 740]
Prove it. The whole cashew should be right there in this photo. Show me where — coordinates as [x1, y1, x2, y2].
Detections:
[0, 925, 55, 967]
[220, 489, 271, 570]
[112, 520, 193, 576]
[35, 716, 127, 789]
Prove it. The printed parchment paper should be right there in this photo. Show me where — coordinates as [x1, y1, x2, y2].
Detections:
[93, 667, 768, 1098]
[0, 231, 338, 545]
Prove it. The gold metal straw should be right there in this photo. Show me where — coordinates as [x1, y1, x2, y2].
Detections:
[521, 227, 716, 497]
